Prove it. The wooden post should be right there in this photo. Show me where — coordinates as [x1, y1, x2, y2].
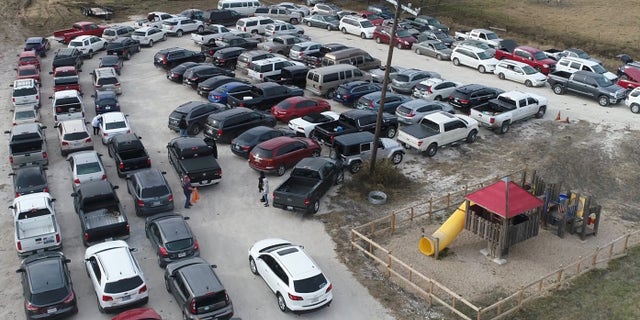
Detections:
[350, 230, 354, 250]
[387, 252, 392, 277]
[591, 248, 599, 267]
[410, 207, 414, 222]
[608, 242, 614, 260]
[428, 281, 433, 307]
[391, 212, 396, 235]
[429, 198, 433, 224]
[446, 193, 451, 213]
[576, 257, 582, 274]
[517, 287, 524, 307]
[556, 266, 564, 283]
[434, 237, 440, 260]
[624, 234, 630, 252]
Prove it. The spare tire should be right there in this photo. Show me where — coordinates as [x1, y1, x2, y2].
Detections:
[368, 191, 387, 205]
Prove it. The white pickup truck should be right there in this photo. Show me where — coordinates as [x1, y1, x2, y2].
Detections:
[136, 12, 177, 29]
[454, 28, 503, 48]
[469, 90, 547, 134]
[11, 192, 62, 257]
[191, 24, 232, 45]
[397, 111, 479, 157]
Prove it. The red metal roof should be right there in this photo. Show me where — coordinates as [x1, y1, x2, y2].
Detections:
[465, 180, 543, 219]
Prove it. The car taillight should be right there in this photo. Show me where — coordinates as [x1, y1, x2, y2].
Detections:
[225, 291, 230, 304]
[102, 295, 113, 301]
[137, 199, 145, 207]
[259, 73, 263, 79]
[217, 129, 223, 136]
[101, 174, 107, 180]
[74, 178, 81, 184]
[146, 158, 151, 166]
[460, 99, 470, 105]
[42, 152, 47, 159]
[84, 233, 89, 242]
[326, 283, 333, 293]
[168, 194, 174, 202]
[126, 224, 130, 233]
[288, 293, 304, 301]
[119, 162, 124, 170]
[61, 141, 69, 146]
[418, 141, 423, 147]
[12, 97, 16, 102]
[17, 241, 22, 251]
[241, 145, 250, 151]
[190, 299, 196, 314]
[25, 301, 38, 311]
[408, 110, 415, 117]
[489, 117, 495, 124]
[63, 291, 75, 304]
[85, 137, 92, 143]
[369, 100, 374, 109]
[56, 233, 61, 244]
[218, 168, 222, 176]
[304, 197, 310, 206]
[162, 56, 168, 65]
[194, 240, 199, 250]
[9, 156, 14, 164]
[267, 48, 272, 53]
[43, 187, 49, 193]
[103, 132, 108, 136]
[16, 192, 20, 197]
[138, 285, 148, 295]
[243, 27, 247, 32]
[427, 86, 433, 94]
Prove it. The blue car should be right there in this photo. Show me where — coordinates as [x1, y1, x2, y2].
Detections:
[24, 37, 50, 57]
[355, 91, 411, 114]
[208, 82, 252, 104]
[333, 81, 382, 107]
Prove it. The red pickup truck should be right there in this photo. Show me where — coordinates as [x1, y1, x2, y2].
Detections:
[53, 21, 108, 44]
[494, 40, 557, 75]
[50, 66, 81, 93]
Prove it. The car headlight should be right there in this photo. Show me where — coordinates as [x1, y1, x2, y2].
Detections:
[543, 64, 549, 68]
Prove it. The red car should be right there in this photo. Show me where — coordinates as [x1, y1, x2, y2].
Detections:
[359, 11, 385, 26]
[372, 26, 417, 49]
[15, 65, 41, 84]
[18, 50, 41, 70]
[112, 308, 162, 320]
[618, 65, 640, 89]
[271, 96, 331, 123]
[51, 66, 81, 93]
[248, 136, 321, 176]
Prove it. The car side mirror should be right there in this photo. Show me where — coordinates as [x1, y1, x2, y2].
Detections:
[16, 268, 25, 273]
[161, 171, 167, 175]
[129, 247, 138, 252]
[211, 264, 218, 269]
[14, 68, 17, 71]
[64, 258, 71, 263]
[41, 126, 47, 130]
[91, 95, 95, 98]
[49, 71, 54, 75]
[9, 205, 15, 209]
[8, 173, 15, 176]
[113, 185, 120, 190]
[70, 193, 78, 197]
[51, 198, 56, 202]
[4, 131, 11, 134]
[184, 216, 190, 220]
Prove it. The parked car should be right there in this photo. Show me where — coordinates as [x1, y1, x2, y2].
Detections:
[55, 119, 93, 156]
[412, 78, 462, 101]
[339, 16, 376, 39]
[391, 68, 441, 94]
[355, 91, 411, 114]
[50, 89, 84, 124]
[212, 46, 247, 69]
[10, 165, 48, 197]
[204, 107, 277, 143]
[11, 78, 40, 108]
[67, 150, 107, 189]
[168, 101, 230, 135]
[451, 44, 499, 73]
[5, 123, 48, 169]
[145, 213, 198, 266]
[626, 87, 640, 113]
[19, 50, 41, 71]
[248, 136, 321, 175]
[153, 47, 206, 69]
[271, 96, 331, 122]
[397, 111, 478, 157]
[331, 131, 404, 173]
[197, 75, 244, 97]
[98, 55, 124, 75]
[395, 99, 454, 125]
[254, 6, 303, 24]
[264, 21, 305, 37]
[91, 67, 122, 95]
[162, 17, 204, 37]
[288, 41, 322, 61]
[24, 37, 50, 57]
[126, 168, 174, 216]
[131, 26, 167, 47]
[16, 252, 78, 319]
[12, 105, 40, 126]
[92, 90, 120, 114]
[67, 35, 107, 58]
[413, 40, 452, 60]
[167, 137, 222, 187]
[333, 80, 382, 106]
[373, 25, 417, 49]
[166, 62, 205, 83]
[11, 192, 62, 257]
[303, 14, 340, 30]
[287, 111, 340, 137]
[311, 3, 342, 16]
[102, 25, 136, 41]
[106, 133, 151, 178]
[448, 84, 505, 111]
[98, 111, 131, 144]
[416, 30, 455, 47]
[248, 238, 333, 312]
[369, 65, 407, 83]
[164, 257, 234, 319]
[231, 126, 295, 158]
[207, 81, 253, 104]
[106, 38, 141, 60]
[183, 64, 235, 89]
[15, 65, 41, 83]
[84, 240, 148, 312]
[494, 59, 547, 87]
[112, 308, 161, 320]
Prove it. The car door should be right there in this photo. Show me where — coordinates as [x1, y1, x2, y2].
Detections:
[442, 119, 467, 144]
[86, 257, 103, 297]
[147, 223, 162, 253]
[171, 274, 190, 309]
[256, 254, 279, 293]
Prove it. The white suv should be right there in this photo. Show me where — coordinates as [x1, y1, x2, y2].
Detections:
[11, 79, 40, 108]
[236, 17, 275, 35]
[161, 17, 204, 37]
[451, 44, 499, 73]
[85, 240, 149, 313]
[248, 57, 304, 81]
[339, 16, 375, 39]
[626, 87, 640, 114]
[131, 27, 167, 47]
[248, 238, 333, 312]
[68, 35, 107, 58]
[56, 119, 93, 156]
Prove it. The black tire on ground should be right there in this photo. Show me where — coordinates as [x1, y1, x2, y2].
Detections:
[335, 171, 344, 184]
[478, 65, 486, 73]
[552, 84, 564, 95]
[326, 25, 332, 31]
[385, 126, 397, 138]
[177, 30, 183, 37]
[361, 33, 366, 39]
[415, 48, 421, 55]
[188, 124, 201, 136]
[525, 80, 533, 87]
[452, 58, 460, 66]
[391, 152, 403, 164]
[125, 52, 131, 60]
[349, 161, 362, 174]
[498, 73, 505, 80]
[631, 104, 640, 114]
[148, 40, 154, 47]
[436, 54, 442, 60]
[308, 200, 319, 214]
[277, 293, 288, 312]
[341, 28, 346, 33]
[276, 165, 286, 176]
[307, 21, 312, 27]
[197, 26, 204, 33]
[375, 37, 381, 44]
[290, 18, 298, 24]
[397, 42, 403, 49]
[466, 129, 478, 143]
[424, 143, 438, 157]
[162, 34, 167, 41]
[535, 106, 546, 118]
[598, 95, 609, 106]
[249, 257, 258, 275]
[499, 121, 510, 134]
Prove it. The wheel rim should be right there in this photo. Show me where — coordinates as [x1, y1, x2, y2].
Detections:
[415, 48, 420, 54]
[631, 104, 640, 113]
[599, 97, 608, 106]
[427, 144, 437, 157]
[350, 163, 361, 173]
[436, 54, 441, 60]
[162, 34, 167, 41]
[277, 165, 285, 176]
[277, 294, 286, 312]
[375, 37, 381, 44]
[479, 66, 485, 73]
[501, 123, 510, 133]
[177, 30, 183, 37]
[525, 80, 532, 87]
[392, 153, 402, 164]
[312, 150, 320, 157]
[149, 40, 153, 47]
[361, 33, 366, 39]
[553, 86, 562, 94]
[313, 200, 319, 213]
[453, 58, 459, 65]
[468, 130, 477, 142]
[249, 257, 257, 274]
[308, 22, 312, 27]
[327, 25, 331, 31]
[336, 172, 344, 184]
[498, 73, 505, 80]
[387, 127, 397, 138]
[397, 43, 402, 49]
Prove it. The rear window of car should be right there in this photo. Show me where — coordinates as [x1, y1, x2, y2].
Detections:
[104, 276, 144, 294]
[293, 273, 328, 293]
[164, 21, 179, 26]
[76, 162, 102, 175]
[251, 146, 273, 159]
[97, 77, 118, 85]
[105, 121, 127, 130]
[15, 110, 36, 120]
[141, 185, 170, 198]
[10, 140, 42, 154]
[165, 238, 193, 251]
[133, 31, 146, 37]
[395, 75, 409, 82]
[276, 100, 292, 110]
[63, 131, 89, 141]
[13, 87, 37, 97]
[16, 174, 44, 190]
[103, 29, 116, 36]
[194, 291, 227, 314]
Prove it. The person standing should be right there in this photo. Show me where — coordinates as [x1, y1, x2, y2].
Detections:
[258, 171, 265, 193]
[182, 175, 193, 209]
[91, 115, 102, 135]
[178, 116, 188, 137]
[261, 175, 269, 207]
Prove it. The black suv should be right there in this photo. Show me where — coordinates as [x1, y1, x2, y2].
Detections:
[167, 62, 206, 83]
[197, 75, 246, 97]
[212, 46, 247, 69]
[17, 252, 78, 320]
[127, 168, 174, 216]
[106, 37, 141, 60]
[154, 47, 206, 69]
[183, 64, 235, 89]
[448, 84, 504, 111]
[168, 101, 229, 135]
[145, 213, 198, 267]
[203, 107, 276, 143]
[204, 9, 246, 26]
[52, 48, 83, 71]
[165, 257, 234, 320]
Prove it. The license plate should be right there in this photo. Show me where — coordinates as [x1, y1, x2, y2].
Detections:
[178, 252, 186, 258]
[233, 144, 240, 150]
[286, 206, 293, 210]
[335, 94, 341, 98]
[152, 201, 161, 207]
[105, 106, 111, 110]
[121, 295, 131, 301]
[47, 307, 57, 314]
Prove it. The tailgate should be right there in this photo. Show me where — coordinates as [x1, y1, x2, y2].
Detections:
[397, 129, 422, 149]
[16, 216, 59, 252]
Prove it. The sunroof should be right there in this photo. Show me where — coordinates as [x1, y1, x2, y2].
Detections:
[277, 247, 299, 256]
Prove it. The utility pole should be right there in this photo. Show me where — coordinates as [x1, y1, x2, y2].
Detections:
[369, 0, 421, 175]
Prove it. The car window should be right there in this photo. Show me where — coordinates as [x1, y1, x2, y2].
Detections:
[89, 257, 102, 282]
[104, 275, 143, 294]
[293, 273, 328, 293]
[76, 162, 102, 175]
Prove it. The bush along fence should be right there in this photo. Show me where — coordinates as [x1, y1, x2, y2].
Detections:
[349, 168, 640, 320]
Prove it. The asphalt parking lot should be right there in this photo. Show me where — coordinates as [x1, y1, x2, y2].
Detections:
[1, 19, 637, 320]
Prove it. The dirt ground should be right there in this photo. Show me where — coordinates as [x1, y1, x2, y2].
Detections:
[5, 1, 640, 320]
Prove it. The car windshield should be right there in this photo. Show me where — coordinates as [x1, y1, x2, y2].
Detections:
[486, 33, 499, 40]
[98, 77, 118, 85]
[165, 238, 193, 251]
[521, 65, 538, 75]
[325, 15, 338, 22]
[98, 98, 118, 106]
[141, 185, 170, 197]
[591, 64, 607, 74]
[477, 51, 494, 60]
[64, 132, 89, 141]
[104, 276, 143, 294]
[533, 51, 547, 60]
[76, 162, 102, 175]
[432, 42, 447, 50]
[293, 273, 328, 293]
[105, 121, 126, 130]
[594, 76, 613, 87]
[15, 110, 36, 120]
[103, 30, 116, 36]
[360, 20, 374, 28]
[132, 31, 146, 37]
[397, 30, 411, 37]
[276, 100, 293, 110]
[68, 41, 84, 47]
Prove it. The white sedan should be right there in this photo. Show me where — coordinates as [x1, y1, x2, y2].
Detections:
[98, 111, 131, 144]
[68, 35, 107, 58]
[288, 111, 339, 137]
[494, 59, 547, 87]
[67, 150, 107, 189]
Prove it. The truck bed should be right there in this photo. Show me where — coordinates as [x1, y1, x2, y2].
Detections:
[275, 177, 318, 196]
[83, 207, 126, 230]
[17, 215, 55, 239]
[399, 124, 438, 140]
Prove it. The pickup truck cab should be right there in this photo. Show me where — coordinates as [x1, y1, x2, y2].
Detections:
[469, 91, 547, 134]
[312, 109, 399, 145]
[71, 180, 129, 246]
[547, 70, 627, 106]
[494, 40, 557, 74]
[107, 134, 151, 177]
[167, 137, 222, 187]
[53, 21, 108, 44]
[397, 111, 478, 157]
[454, 29, 503, 48]
[331, 131, 404, 173]
[191, 24, 231, 45]
[137, 12, 177, 29]
[52, 48, 84, 72]
[272, 157, 343, 213]
[11, 192, 62, 257]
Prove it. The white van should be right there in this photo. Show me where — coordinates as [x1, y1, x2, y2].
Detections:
[248, 57, 304, 81]
[339, 16, 376, 39]
[306, 64, 370, 97]
[218, 0, 262, 16]
[451, 44, 499, 73]
[556, 56, 617, 82]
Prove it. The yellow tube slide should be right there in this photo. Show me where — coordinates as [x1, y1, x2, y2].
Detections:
[419, 201, 468, 256]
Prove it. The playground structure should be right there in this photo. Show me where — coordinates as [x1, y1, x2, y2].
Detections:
[419, 177, 544, 262]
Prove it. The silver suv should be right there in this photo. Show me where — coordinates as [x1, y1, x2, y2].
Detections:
[330, 131, 404, 173]
[91, 67, 122, 95]
[254, 6, 302, 24]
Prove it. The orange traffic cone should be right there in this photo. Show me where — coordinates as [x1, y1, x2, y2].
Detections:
[555, 111, 561, 121]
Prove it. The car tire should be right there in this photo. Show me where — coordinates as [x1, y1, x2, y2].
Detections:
[277, 293, 288, 312]
[312, 150, 320, 157]
[309, 199, 320, 214]
[498, 73, 505, 80]
[361, 33, 367, 39]
[148, 40, 154, 47]
[125, 51, 131, 60]
[415, 48, 421, 55]
[631, 103, 640, 114]
[349, 161, 361, 174]
[499, 121, 510, 134]
[307, 21, 312, 27]
[102, 43, 107, 50]
[326, 25, 332, 31]
[436, 54, 443, 60]
[164, 277, 171, 292]
[452, 58, 460, 66]
[325, 88, 335, 98]
[252, 30, 259, 35]
[97, 296, 105, 313]
[188, 124, 201, 136]
[598, 95, 609, 106]
[157, 256, 165, 268]
[535, 106, 546, 119]
[466, 129, 478, 143]
[385, 126, 397, 138]
[341, 27, 347, 34]
[177, 30, 183, 37]
[162, 34, 167, 41]
[391, 152, 403, 164]
[397, 42, 403, 49]
[375, 37, 381, 44]
[290, 18, 298, 24]
[335, 170, 344, 185]
[478, 65, 486, 73]
[424, 143, 438, 157]
[525, 80, 533, 87]
[552, 84, 564, 95]
[249, 257, 258, 275]
[276, 165, 286, 176]
[88, 50, 94, 58]
[197, 26, 204, 33]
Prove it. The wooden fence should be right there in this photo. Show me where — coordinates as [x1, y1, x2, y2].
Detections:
[349, 169, 640, 319]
